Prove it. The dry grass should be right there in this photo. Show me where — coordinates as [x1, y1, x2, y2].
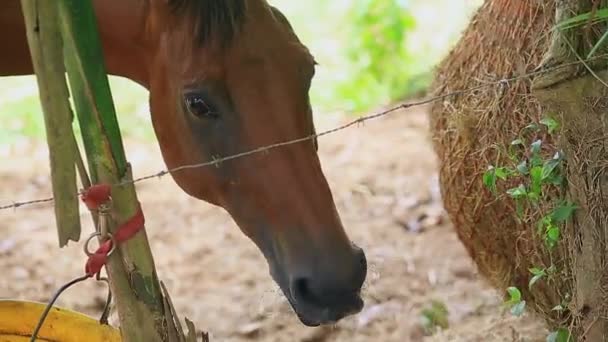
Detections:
[429, 0, 575, 331]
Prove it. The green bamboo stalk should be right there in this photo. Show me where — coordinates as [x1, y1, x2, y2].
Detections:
[56, 1, 166, 341]
[57, 5, 127, 178]
[19, 0, 81, 247]
[21, 0, 202, 341]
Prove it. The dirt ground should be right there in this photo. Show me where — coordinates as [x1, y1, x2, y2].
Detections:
[0, 104, 549, 341]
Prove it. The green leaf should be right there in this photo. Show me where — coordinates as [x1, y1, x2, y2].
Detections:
[527, 191, 540, 202]
[540, 117, 559, 134]
[546, 328, 572, 342]
[483, 167, 497, 193]
[529, 274, 544, 289]
[531, 140, 542, 154]
[506, 286, 522, 303]
[517, 160, 529, 175]
[537, 216, 550, 234]
[419, 300, 449, 334]
[529, 267, 545, 276]
[495, 167, 511, 181]
[588, 29, 608, 59]
[554, 8, 608, 30]
[531, 156, 544, 168]
[528, 267, 546, 290]
[505, 287, 525, 315]
[546, 226, 561, 248]
[545, 174, 564, 186]
[507, 184, 527, 199]
[529, 141, 544, 168]
[547, 226, 560, 240]
[529, 139, 544, 167]
[530, 166, 543, 198]
[510, 300, 526, 317]
[542, 158, 561, 181]
[551, 304, 565, 312]
[551, 202, 578, 223]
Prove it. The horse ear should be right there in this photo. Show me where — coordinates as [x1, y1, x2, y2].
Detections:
[269, 6, 296, 36]
[269, 6, 318, 67]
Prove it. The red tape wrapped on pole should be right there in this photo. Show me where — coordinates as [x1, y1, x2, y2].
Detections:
[81, 184, 145, 277]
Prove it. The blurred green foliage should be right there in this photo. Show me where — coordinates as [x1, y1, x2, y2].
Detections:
[0, 0, 481, 143]
[278, 0, 482, 113]
[336, 0, 421, 111]
[0, 76, 151, 144]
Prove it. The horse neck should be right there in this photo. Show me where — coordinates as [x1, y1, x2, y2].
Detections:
[1, 0, 151, 88]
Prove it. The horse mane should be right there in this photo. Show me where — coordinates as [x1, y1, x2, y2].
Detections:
[167, 0, 247, 46]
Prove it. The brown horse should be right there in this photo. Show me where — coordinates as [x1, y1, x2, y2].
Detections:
[1, 0, 367, 326]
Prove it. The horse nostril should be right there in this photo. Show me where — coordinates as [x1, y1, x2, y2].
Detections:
[291, 277, 314, 305]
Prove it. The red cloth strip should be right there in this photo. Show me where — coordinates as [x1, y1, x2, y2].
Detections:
[80, 184, 145, 277]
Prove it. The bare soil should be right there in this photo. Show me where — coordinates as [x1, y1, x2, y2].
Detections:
[0, 105, 548, 341]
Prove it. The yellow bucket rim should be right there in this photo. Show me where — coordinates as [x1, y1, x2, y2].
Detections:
[0, 300, 120, 342]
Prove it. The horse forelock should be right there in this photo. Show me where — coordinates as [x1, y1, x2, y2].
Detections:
[167, 0, 247, 47]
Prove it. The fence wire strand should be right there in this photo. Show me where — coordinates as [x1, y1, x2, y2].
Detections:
[1, 54, 607, 212]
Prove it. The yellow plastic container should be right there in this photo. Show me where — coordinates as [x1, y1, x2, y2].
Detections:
[0, 300, 120, 342]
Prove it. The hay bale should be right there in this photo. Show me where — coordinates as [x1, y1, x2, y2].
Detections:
[429, 0, 574, 328]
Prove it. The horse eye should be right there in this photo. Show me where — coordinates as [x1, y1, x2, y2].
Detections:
[184, 94, 218, 119]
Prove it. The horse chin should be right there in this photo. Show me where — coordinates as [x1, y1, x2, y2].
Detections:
[287, 290, 364, 326]
[285, 291, 364, 327]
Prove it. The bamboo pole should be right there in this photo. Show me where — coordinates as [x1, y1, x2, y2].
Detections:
[20, 0, 203, 340]
[19, 0, 81, 247]
[57, 3, 165, 340]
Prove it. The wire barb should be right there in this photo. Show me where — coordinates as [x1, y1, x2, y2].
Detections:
[2, 53, 608, 213]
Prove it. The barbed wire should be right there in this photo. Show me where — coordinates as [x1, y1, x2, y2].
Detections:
[1, 54, 607, 212]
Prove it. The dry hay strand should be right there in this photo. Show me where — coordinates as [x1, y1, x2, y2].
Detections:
[429, 0, 573, 329]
